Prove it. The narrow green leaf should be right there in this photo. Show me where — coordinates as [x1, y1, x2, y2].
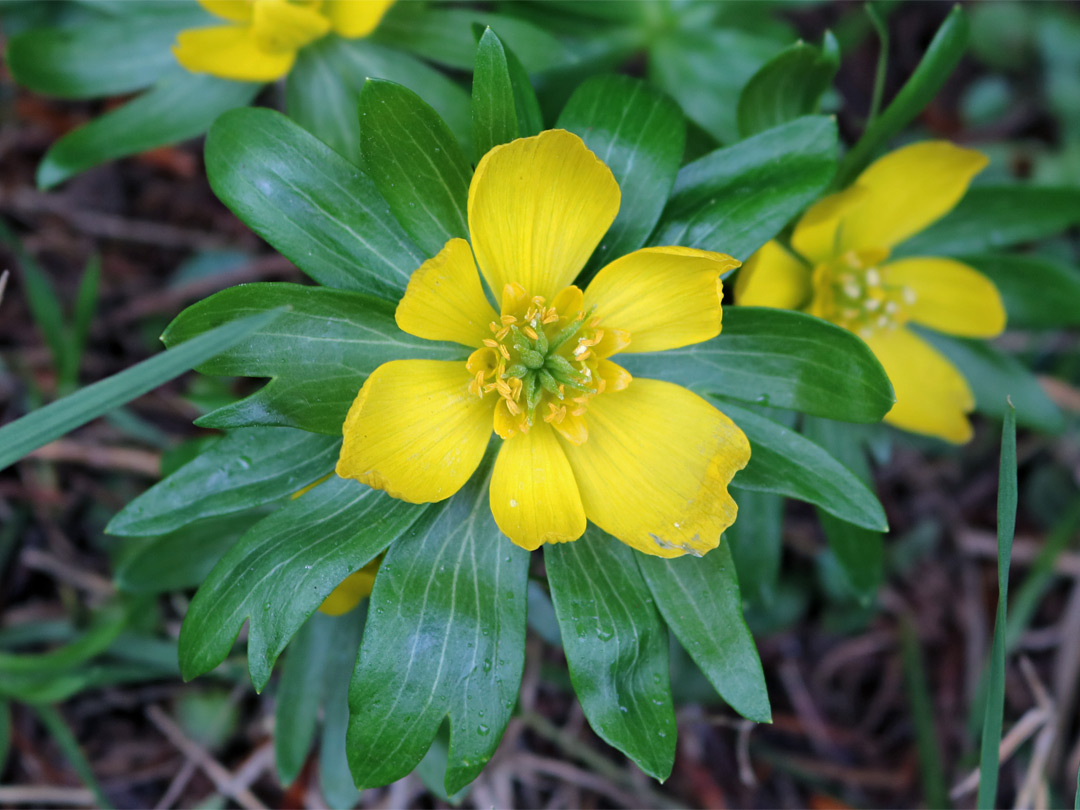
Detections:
[835, 5, 969, 186]
[38, 70, 259, 189]
[472, 29, 521, 160]
[717, 399, 887, 531]
[546, 527, 676, 781]
[107, 427, 339, 536]
[6, 7, 208, 99]
[358, 79, 471, 258]
[33, 705, 115, 810]
[178, 475, 426, 690]
[347, 453, 529, 793]
[287, 37, 472, 166]
[725, 488, 783, 606]
[0, 700, 10, 774]
[205, 108, 424, 297]
[64, 253, 101, 390]
[898, 187, 1080, 257]
[921, 332, 1065, 434]
[0, 310, 279, 472]
[1, 224, 67, 373]
[737, 33, 840, 138]
[318, 609, 365, 810]
[0, 603, 128, 675]
[275, 612, 335, 786]
[976, 401, 1017, 810]
[899, 621, 949, 810]
[637, 542, 770, 723]
[652, 116, 838, 260]
[618, 307, 895, 424]
[802, 416, 884, 600]
[558, 74, 685, 272]
[161, 284, 466, 435]
[960, 253, 1080, 328]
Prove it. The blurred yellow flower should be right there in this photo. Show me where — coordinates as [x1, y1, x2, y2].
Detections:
[336, 130, 751, 558]
[737, 142, 1006, 443]
[173, 0, 394, 82]
[319, 557, 380, 616]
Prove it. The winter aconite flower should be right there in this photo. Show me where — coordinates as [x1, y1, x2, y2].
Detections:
[736, 142, 1006, 443]
[173, 0, 394, 82]
[336, 130, 751, 558]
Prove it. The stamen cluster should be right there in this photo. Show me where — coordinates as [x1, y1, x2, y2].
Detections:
[813, 250, 917, 338]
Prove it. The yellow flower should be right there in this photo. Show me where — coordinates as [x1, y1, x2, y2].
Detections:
[336, 130, 751, 558]
[173, 0, 394, 82]
[319, 557, 381, 616]
[736, 142, 1006, 444]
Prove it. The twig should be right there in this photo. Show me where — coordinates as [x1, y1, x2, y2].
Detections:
[20, 548, 114, 598]
[153, 758, 197, 810]
[949, 706, 1051, 799]
[145, 705, 268, 810]
[28, 440, 161, 477]
[957, 529, 1080, 578]
[0, 787, 96, 805]
[505, 752, 663, 810]
[0, 269, 9, 307]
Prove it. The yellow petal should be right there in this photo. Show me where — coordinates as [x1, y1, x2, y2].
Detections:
[252, 0, 330, 52]
[198, 0, 254, 22]
[735, 240, 812, 309]
[468, 129, 620, 301]
[881, 257, 1006, 338]
[322, 0, 394, 37]
[560, 379, 750, 558]
[173, 26, 294, 81]
[318, 557, 381, 616]
[490, 423, 586, 550]
[866, 327, 975, 443]
[584, 247, 738, 354]
[395, 238, 498, 348]
[789, 185, 869, 266]
[336, 360, 493, 503]
[838, 141, 989, 252]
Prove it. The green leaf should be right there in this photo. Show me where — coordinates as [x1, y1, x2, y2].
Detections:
[546, 527, 676, 781]
[114, 513, 260, 595]
[319, 609, 365, 809]
[178, 475, 425, 690]
[205, 108, 424, 297]
[472, 27, 542, 161]
[724, 488, 783, 606]
[275, 612, 335, 786]
[960, 253, 1080, 328]
[652, 116, 838, 260]
[347, 453, 529, 793]
[287, 37, 472, 167]
[1, 223, 67, 372]
[802, 417, 884, 601]
[717, 399, 887, 531]
[920, 331, 1065, 434]
[38, 70, 259, 189]
[899, 621, 949, 810]
[161, 284, 467, 435]
[107, 427, 339, 536]
[371, 5, 573, 73]
[358, 79, 471, 258]
[637, 542, 770, 723]
[737, 33, 840, 138]
[0, 602, 129, 675]
[557, 74, 686, 272]
[33, 705, 115, 810]
[898, 187, 1080, 257]
[6, 7, 208, 99]
[977, 402, 1017, 810]
[649, 28, 785, 143]
[0, 310, 279, 472]
[836, 6, 968, 186]
[618, 307, 895, 423]
[64, 253, 102, 390]
[0, 700, 10, 775]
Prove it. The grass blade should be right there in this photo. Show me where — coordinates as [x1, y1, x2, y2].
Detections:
[900, 620, 949, 809]
[33, 704, 115, 810]
[0, 309, 281, 471]
[61, 253, 102, 391]
[977, 401, 1018, 809]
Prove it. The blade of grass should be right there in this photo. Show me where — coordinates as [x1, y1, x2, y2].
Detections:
[60, 253, 102, 392]
[865, 4, 889, 125]
[1, 222, 68, 377]
[900, 619, 949, 808]
[977, 401, 1018, 810]
[0, 309, 281, 471]
[33, 704, 115, 810]
[1074, 758, 1079, 809]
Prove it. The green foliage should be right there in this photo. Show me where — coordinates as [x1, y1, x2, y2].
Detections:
[962, 253, 1080, 328]
[472, 27, 543, 160]
[619, 307, 895, 424]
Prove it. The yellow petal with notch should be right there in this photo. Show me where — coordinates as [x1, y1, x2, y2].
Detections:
[882, 257, 1006, 337]
[173, 25, 295, 81]
[336, 360, 493, 503]
[560, 379, 750, 558]
[866, 326, 975, 443]
[468, 130, 620, 301]
[322, 0, 395, 37]
[395, 238, 498, 348]
[736, 240, 812, 309]
[490, 423, 586, 550]
[584, 246, 739, 354]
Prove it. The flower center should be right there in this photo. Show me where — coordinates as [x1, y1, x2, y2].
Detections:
[467, 284, 617, 437]
[810, 249, 917, 338]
